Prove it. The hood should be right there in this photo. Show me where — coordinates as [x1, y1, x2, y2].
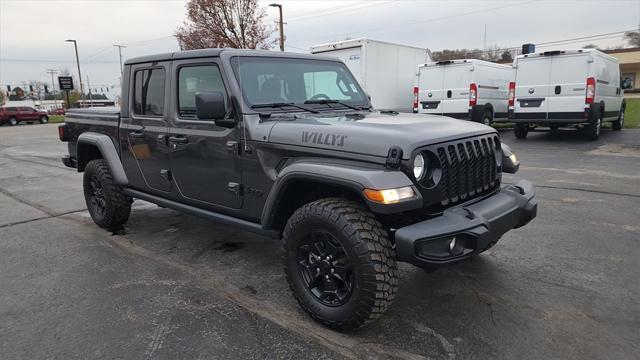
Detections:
[267, 111, 497, 159]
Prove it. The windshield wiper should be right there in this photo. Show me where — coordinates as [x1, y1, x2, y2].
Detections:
[304, 99, 368, 111]
[251, 102, 319, 114]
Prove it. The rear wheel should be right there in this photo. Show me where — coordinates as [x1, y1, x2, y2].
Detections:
[612, 105, 625, 131]
[481, 111, 492, 126]
[514, 123, 529, 139]
[39, 115, 48, 124]
[83, 159, 132, 229]
[282, 198, 398, 330]
[8, 117, 17, 126]
[585, 115, 602, 141]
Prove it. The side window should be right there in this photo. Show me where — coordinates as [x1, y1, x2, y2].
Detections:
[134, 68, 165, 116]
[178, 65, 226, 118]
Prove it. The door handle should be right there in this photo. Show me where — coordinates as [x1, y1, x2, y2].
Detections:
[129, 131, 145, 138]
[168, 136, 189, 144]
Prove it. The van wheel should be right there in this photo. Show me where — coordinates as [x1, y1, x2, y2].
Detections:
[612, 106, 624, 131]
[514, 124, 529, 139]
[585, 116, 602, 141]
[481, 111, 492, 126]
[39, 115, 48, 124]
[282, 198, 398, 330]
[83, 159, 132, 229]
[8, 117, 17, 126]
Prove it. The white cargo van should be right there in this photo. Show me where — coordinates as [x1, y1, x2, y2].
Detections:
[414, 59, 513, 125]
[509, 49, 625, 140]
[310, 38, 431, 111]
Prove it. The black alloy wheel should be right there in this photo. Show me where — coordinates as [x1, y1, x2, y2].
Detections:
[87, 174, 107, 219]
[297, 229, 353, 306]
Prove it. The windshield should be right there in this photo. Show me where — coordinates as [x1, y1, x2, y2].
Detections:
[231, 57, 368, 109]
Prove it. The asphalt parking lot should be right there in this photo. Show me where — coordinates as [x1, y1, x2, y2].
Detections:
[1, 123, 639, 359]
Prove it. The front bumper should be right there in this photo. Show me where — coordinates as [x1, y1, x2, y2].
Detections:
[395, 180, 537, 267]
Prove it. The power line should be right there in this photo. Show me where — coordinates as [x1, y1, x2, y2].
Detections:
[287, 0, 538, 44]
[286, 1, 397, 23]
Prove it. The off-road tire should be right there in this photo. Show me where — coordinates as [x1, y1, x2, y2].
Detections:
[8, 117, 17, 126]
[585, 114, 602, 141]
[83, 159, 132, 229]
[282, 198, 398, 330]
[612, 105, 624, 131]
[514, 123, 529, 139]
[39, 115, 48, 124]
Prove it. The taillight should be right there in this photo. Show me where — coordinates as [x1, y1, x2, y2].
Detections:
[469, 83, 477, 107]
[508, 82, 516, 107]
[585, 77, 595, 104]
[412, 86, 419, 113]
[58, 124, 68, 142]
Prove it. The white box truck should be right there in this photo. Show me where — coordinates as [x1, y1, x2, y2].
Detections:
[509, 49, 625, 140]
[310, 38, 431, 112]
[414, 59, 513, 125]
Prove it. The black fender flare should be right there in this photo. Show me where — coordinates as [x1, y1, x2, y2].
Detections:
[260, 158, 422, 229]
[77, 132, 128, 186]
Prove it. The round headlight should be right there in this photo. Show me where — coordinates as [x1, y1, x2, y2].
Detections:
[413, 153, 425, 179]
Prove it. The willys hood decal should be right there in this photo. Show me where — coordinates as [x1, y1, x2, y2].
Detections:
[267, 112, 496, 159]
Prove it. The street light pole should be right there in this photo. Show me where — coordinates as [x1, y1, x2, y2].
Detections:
[113, 44, 126, 75]
[269, 3, 284, 51]
[46, 69, 59, 110]
[65, 39, 85, 107]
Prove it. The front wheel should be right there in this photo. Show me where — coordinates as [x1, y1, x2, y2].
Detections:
[514, 123, 529, 139]
[282, 198, 398, 330]
[83, 159, 132, 229]
[39, 115, 48, 124]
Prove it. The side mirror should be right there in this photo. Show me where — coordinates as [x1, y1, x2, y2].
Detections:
[195, 91, 235, 127]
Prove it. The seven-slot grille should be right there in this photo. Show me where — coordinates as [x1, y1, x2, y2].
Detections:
[436, 135, 501, 206]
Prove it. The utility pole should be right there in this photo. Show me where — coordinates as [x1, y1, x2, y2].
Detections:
[46, 69, 59, 110]
[269, 3, 284, 51]
[483, 24, 487, 60]
[65, 39, 85, 107]
[86, 75, 93, 105]
[113, 44, 126, 75]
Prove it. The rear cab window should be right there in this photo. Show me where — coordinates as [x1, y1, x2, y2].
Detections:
[133, 68, 166, 116]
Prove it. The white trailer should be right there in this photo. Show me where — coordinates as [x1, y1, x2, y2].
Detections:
[310, 38, 431, 112]
[510, 49, 625, 140]
[414, 59, 513, 124]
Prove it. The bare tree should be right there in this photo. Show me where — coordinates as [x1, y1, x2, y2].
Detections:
[624, 30, 640, 47]
[431, 45, 513, 62]
[175, 0, 275, 50]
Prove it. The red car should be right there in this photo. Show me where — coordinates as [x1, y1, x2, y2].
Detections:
[48, 108, 66, 116]
[0, 106, 49, 126]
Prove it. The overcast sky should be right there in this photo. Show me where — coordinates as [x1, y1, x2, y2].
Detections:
[1, 0, 639, 89]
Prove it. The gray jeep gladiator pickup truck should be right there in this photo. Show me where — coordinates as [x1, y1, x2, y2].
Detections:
[59, 49, 537, 330]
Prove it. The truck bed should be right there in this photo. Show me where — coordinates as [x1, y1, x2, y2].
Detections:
[63, 107, 121, 160]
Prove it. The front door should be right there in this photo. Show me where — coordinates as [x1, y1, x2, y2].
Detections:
[168, 59, 243, 210]
[123, 63, 172, 194]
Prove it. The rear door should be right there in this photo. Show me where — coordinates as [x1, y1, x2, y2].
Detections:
[514, 57, 552, 118]
[546, 54, 589, 116]
[417, 66, 445, 114]
[441, 63, 471, 116]
[124, 63, 172, 194]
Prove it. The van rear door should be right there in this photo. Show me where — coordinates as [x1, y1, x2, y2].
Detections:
[514, 56, 551, 119]
[441, 63, 472, 117]
[546, 53, 590, 117]
[417, 66, 445, 114]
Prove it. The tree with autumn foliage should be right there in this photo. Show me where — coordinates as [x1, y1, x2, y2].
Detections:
[175, 0, 275, 50]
